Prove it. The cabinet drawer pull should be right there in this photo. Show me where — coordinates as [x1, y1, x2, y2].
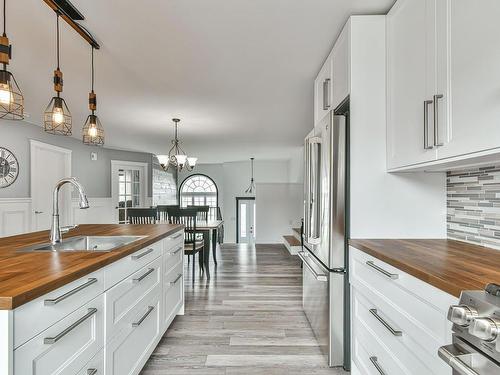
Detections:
[44, 308, 97, 344]
[366, 261, 398, 280]
[132, 268, 155, 284]
[424, 100, 434, 150]
[132, 306, 154, 327]
[171, 233, 183, 240]
[369, 308, 403, 336]
[172, 246, 183, 255]
[87, 369, 97, 375]
[131, 248, 154, 260]
[369, 356, 387, 375]
[170, 273, 183, 285]
[433, 94, 444, 147]
[44, 278, 98, 306]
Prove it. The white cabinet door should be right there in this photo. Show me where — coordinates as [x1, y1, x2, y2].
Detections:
[163, 262, 184, 329]
[314, 57, 333, 125]
[386, 0, 438, 169]
[332, 20, 350, 110]
[436, 0, 500, 160]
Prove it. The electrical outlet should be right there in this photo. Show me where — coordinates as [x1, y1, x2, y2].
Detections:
[90, 152, 98, 161]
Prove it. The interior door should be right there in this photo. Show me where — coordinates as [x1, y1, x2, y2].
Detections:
[237, 198, 256, 244]
[30, 140, 72, 231]
[111, 161, 148, 224]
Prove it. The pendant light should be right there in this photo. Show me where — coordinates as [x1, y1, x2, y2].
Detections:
[245, 157, 256, 194]
[82, 46, 104, 145]
[0, 0, 23, 120]
[157, 118, 197, 172]
[44, 13, 72, 135]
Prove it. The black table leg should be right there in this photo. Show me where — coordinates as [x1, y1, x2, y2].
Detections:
[212, 228, 218, 265]
[203, 230, 210, 279]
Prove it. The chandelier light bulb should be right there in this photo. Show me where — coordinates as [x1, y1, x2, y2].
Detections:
[0, 83, 12, 105]
[175, 154, 187, 165]
[52, 105, 64, 124]
[87, 123, 97, 138]
[187, 157, 197, 167]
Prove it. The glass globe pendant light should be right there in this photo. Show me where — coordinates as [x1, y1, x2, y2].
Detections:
[82, 46, 104, 145]
[0, 0, 24, 120]
[44, 13, 72, 135]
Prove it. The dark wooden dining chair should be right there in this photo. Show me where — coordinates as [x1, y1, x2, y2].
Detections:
[187, 205, 210, 222]
[169, 208, 205, 281]
[127, 208, 158, 224]
[217, 206, 224, 244]
[157, 204, 179, 223]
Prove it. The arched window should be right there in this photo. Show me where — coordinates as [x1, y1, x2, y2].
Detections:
[180, 174, 218, 210]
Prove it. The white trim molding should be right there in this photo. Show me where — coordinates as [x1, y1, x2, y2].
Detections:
[0, 198, 32, 238]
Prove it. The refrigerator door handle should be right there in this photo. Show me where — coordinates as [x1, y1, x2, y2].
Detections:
[298, 251, 328, 282]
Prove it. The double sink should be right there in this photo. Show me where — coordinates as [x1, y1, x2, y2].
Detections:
[19, 235, 146, 252]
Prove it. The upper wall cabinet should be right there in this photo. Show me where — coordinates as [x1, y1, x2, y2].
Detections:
[387, 0, 500, 171]
[314, 20, 351, 125]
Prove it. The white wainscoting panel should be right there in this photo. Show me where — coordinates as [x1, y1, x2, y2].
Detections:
[0, 198, 32, 238]
[71, 197, 116, 225]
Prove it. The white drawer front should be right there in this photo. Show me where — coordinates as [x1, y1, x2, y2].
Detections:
[163, 262, 184, 329]
[105, 292, 162, 375]
[163, 229, 184, 254]
[14, 295, 104, 375]
[105, 257, 162, 340]
[164, 240, 183, 275]
[104, 241, 162, 289]
[77, 349, 104, 375]
[353, 288, 448, 374]
[350, 246, 456, 342]
[14, 269, 104, 348]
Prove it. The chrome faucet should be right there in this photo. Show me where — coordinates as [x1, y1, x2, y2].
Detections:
[50, 177, 89, 245]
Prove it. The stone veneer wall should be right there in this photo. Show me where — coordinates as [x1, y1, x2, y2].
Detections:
[447, 165, 500, 249]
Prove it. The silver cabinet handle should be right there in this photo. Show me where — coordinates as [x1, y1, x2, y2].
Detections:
[170, 273, 183, 285]
[369, 308, 403, 336]
[322, 78, 331, 110]
[366, 261, 398, 280]
[44, 308, 97, 344]
[369, 356, 387, 375]
[131, 248, 154, 260]
[87, 370, 97, 375]
[34, 211, 43, 214]
[171, 233, 183, 240]
[433, 94, 444, 147]
[424, 100, 434, 150]
[132, 268, 154, 284]
[298, 251, 328, 282]
[132, 306, 154, 327]
[172, 246, 183, 255]
[44, 278, 98, 306]
[438, 344, 484, 375]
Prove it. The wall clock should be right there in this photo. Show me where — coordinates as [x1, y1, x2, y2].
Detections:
[0, 147, 19, 188]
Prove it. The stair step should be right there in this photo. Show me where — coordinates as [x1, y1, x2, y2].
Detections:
[283, 235, 301, 255]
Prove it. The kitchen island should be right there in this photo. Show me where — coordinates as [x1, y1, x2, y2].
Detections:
[0, 224, 184, 375]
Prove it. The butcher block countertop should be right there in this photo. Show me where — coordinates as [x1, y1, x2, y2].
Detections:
[0, 224, 183, 310]
[349, 239, 500, 298]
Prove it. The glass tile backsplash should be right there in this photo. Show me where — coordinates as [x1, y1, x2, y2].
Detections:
[447, 165, 500, 249]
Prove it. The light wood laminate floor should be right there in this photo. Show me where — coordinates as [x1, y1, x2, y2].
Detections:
[141, 243, 347, 374]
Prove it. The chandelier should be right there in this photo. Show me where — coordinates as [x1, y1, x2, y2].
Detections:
[157, 118, 197, 172]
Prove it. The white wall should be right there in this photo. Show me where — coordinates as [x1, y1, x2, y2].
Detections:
[179, 157, 304, 243]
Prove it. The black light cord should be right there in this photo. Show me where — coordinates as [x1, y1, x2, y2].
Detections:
[3, 0, 6, 36]
[56, 13, 60, 69]
[91, 46, 94, 92]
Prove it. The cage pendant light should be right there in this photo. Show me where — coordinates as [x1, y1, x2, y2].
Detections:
[245, 157, 256, 194]
[44, 13, 72, 135]
[82, 46, 104, 145]
[0, 0, 24, 120]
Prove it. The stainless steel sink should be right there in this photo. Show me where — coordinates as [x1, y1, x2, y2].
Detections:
[19, 235, 146, 252]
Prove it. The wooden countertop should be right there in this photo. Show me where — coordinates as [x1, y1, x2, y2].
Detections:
[0, 224, 183, 310]
[349, 239, 500, 297]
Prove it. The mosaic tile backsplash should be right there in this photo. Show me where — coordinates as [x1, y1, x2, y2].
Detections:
[447, 165, 500, 249]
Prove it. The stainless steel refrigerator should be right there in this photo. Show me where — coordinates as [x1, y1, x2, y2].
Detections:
[301, 107, 348, 369]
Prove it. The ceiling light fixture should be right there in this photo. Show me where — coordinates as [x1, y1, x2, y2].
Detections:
[157, 118, 197, 172]
[44, 12, 72, 135]
[82, 46, 104, 146]
[245, 157, 256, 194]
[0, 0, 24, 120]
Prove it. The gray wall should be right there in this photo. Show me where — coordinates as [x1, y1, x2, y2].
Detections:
[0, 119, 153, 198]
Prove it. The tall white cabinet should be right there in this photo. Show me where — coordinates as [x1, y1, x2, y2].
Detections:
[387, 0, 500, 171]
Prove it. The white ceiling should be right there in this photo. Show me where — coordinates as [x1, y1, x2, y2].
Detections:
[8, 0, 394, 163]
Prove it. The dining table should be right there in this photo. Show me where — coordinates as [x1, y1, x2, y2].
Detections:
[196, 219, 224, 278]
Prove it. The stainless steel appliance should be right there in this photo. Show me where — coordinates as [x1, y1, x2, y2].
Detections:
[439, 283, 500, 374]
[301, 108, 348, 368]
